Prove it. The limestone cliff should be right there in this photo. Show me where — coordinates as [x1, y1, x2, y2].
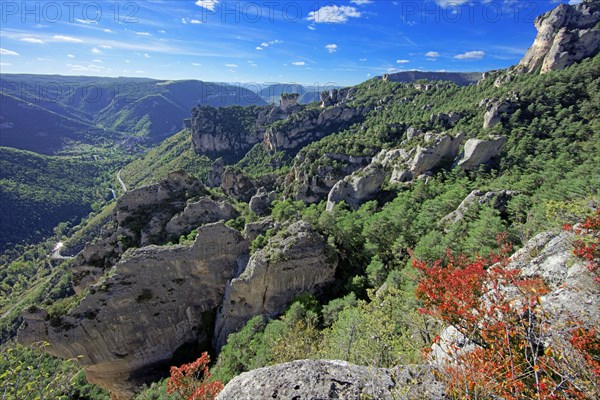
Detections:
[519, 0, 600, 73]
[214, 221, 337, 350]
[19, 223, 249, 400]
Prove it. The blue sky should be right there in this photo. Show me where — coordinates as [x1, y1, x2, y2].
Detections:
[0, 0, 579, 86]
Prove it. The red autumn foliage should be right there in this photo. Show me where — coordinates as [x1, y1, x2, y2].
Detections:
[415, 231, 600, 399]
[565, 210, 600, 282]
[167, 352, 223, 400]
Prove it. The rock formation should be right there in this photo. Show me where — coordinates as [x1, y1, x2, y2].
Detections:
[320, 87, 356, 107]
[431, 227, 600, 366]
[482, 98, 519, 129]
[290, 152, 372, 203]
[379, 71, 483, 86]
[326, 164, 386, 211]
[216, 360, 445, 400]
[214, 221, 337, 350]
[249, 187, 276, 216]
[440, 189, 518, 225]
[165, 197, 239, 236]
[381, 132, 464, 184]
[19, 223, 249, 400]
[519, 0, 600, 73]
[265, 105, 367, 152]
[457, 136, 507, 171]
[72, 171, 211, 293]
[220, 168, 256, 202]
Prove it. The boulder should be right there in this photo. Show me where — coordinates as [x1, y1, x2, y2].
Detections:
[326, 164, 386, 211]
[216, 360, 445, 400]
[519, 1, 600, 73]
[19, 223, 249, 400]
[457, 136, 506, 171]
[244, 217, 275, 242]
[214, 221, 337, 350]
[248, 187, 276, 216]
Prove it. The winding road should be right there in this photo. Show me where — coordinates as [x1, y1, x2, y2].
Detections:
[116, 169, 128, 193]
[50, 242, 73, 260]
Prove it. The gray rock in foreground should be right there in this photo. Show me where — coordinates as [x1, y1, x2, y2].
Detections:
[216, 360, 445, 400]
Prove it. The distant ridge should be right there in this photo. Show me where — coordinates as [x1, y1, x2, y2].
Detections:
[379, 71, 483, 86]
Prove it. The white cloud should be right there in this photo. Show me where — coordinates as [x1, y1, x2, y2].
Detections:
[359, 58, 367, 62]
[76, 18, 97, 24]
[256, 47, 263, 50]
[195, 0, 219, 11]
[136, 32, 152, 36]
[0, 62, 12, 66]
[425, 51, 440, 58]
[21, 37, 44, 44]
[103, 29, 113, 33]
[181, 18, 187, 24]
[292, 61, 306, 66]
[53, 35, 84, 43]
[308, 25, 316, 31]
[92, 59, 103, 63]
[435, 0, 469, 8]
[192, 62, 201, 66]
[144, 53, 151, 58]
[0, 48, 19, 56]
[225, 63, 238, 67]
[307, 6, 361, 23]
[99, 45, 112, 49]
[159, 30, 167, 33]
[91, 48, 102, 54]
[67, 63, 106, 73]
[190, 19, 202, 24]
[351, 0, 373, 4]
[454, 50, 485, 60]
[396, 59, 410, 64]
[67, 54, 75, 58]
[325, 44, 338, 54]
[125, 60, 131, 63]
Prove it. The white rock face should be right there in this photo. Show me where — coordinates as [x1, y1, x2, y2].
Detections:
[457, 136, 507, 171]
[519, 1, 600, 73]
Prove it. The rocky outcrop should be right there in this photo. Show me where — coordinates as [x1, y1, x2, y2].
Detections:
[482, 98, 519, 129]
[72, 171, 210, 293]
[216, 360, 445, 400]
[431, 227, 600, 366]
[320, 87, 356, 107]
[457, 136, 506, 171]
[244, 217, 276, 242]
[206, 158, 225, 188]
[326, 164, 386, 211]
[214, 221, 337, 350]
[220, 168, 256, 202]
[290, 153, 372, 203]
[265, 106, 368, 152]
[440, 189, 518, 225]
[430, 112, 463, 129]
[165, 197, 238, 236]
[519, 1, 600, 73]
[19, 223, 249, 400]
[190, 106, 265, 158]
[382, 132, 464, 184]
[249, 187, 276, 216]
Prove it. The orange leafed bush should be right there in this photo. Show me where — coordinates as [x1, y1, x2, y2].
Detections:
[167, 352, 223, 400]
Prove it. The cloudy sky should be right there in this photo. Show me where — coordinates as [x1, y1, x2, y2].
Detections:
[0, 0, 577, 85]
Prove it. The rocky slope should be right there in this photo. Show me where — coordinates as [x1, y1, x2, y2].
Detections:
[519, 0, 600, 73]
